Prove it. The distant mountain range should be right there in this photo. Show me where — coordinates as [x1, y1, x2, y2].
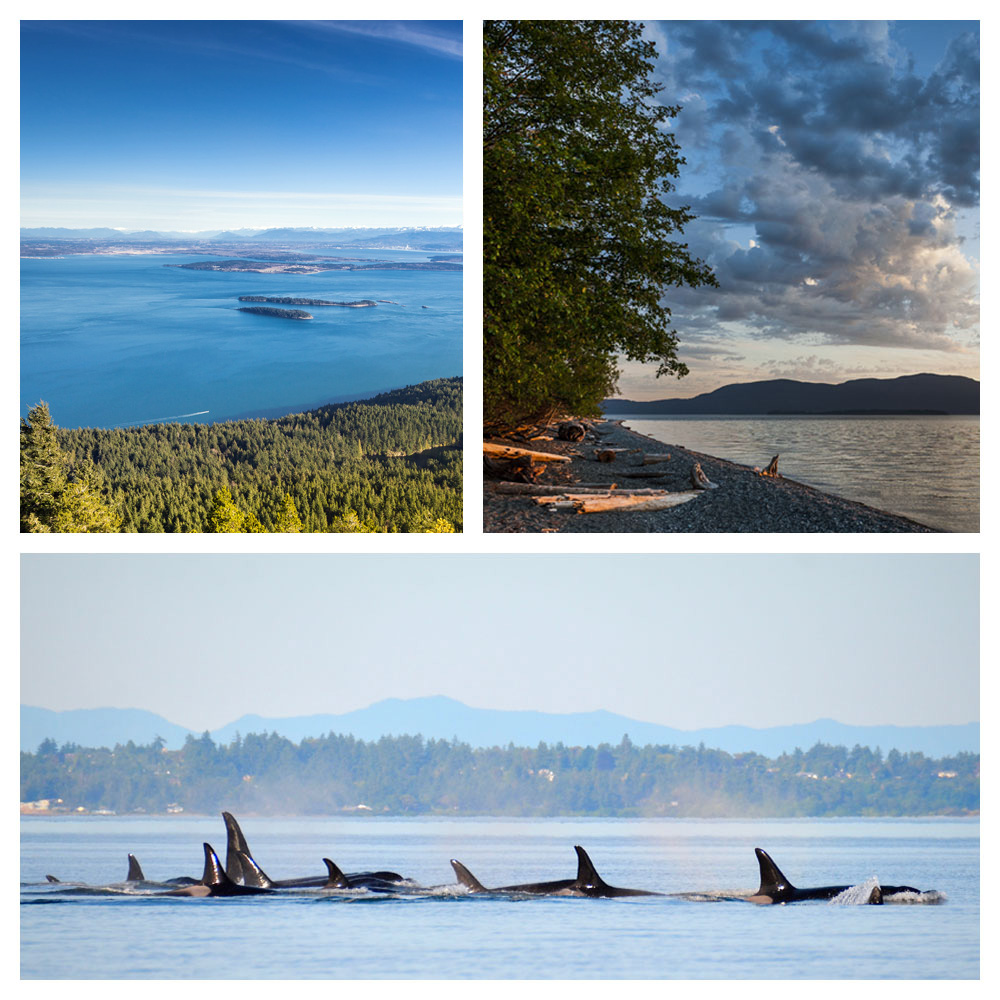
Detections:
[20, 226, 463, 250]
[603, 373, 979, 415]
[21, 698, 979, 758]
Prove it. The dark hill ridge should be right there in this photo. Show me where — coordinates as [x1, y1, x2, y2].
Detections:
[603, 373, 979, 415]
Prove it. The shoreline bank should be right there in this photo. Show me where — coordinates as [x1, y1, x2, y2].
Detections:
[484, 420, 936, 533]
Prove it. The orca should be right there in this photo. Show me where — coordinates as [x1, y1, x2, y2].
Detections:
[450, 845, 660, 897]
[450, 857, 576, 895]
[747, 848, 920, 904]
[221, 811, 403, 887]
[321, 858, 402, 892]
[159, 843, 273, 897]
[563, 845, 662, 898]
[46, 854, 147, 885]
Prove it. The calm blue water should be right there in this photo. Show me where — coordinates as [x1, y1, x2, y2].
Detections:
[20, 816, 978, 979]
[20, 249, 462, 429]
[621, 414, 979, 532]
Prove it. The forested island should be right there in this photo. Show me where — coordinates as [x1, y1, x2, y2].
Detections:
[237, 306, 312, 320]
[238, 296, 376, 307]
[20, 732, 979, 818]
[21, 378, 462, 532]
[174, 258, 461, 274]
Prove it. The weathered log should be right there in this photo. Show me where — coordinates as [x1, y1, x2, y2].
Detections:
[596, 448, 632, 462]
[554, 492, 701, 514]
[483, 442, 572, 463]
[759, 455, 780, 477]
[496, 483, 620, 495]
[557, 421, 586, 441]
[691, 462, 720, 490]
[642, 453, 671, 465]
[483, 455, 543, 483]
[534, 489, 670, 503]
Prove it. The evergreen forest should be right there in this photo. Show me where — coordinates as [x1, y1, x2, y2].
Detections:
[22, 378, 462, 532]
[21, 731, 979, 818]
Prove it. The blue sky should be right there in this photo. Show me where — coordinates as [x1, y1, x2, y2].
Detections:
[617, 20, 980, 397]
[20, 20, 463, 230]
[21, 554, 979, 733]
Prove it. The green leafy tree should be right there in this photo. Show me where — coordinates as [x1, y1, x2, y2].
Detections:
[20, 401, 120, 532]
[484, 21, 717, 429]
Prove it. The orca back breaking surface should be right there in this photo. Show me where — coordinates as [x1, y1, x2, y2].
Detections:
[567, 845, 661, 897]
[126, 854, 145, 882]
[159, 843, 272, 897]
[750, 848, 914, 904]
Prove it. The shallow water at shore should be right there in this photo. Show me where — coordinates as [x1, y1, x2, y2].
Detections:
[619, 414, 978, 532]
[20, 249, 461, 429]
[20, 816, 978, 979]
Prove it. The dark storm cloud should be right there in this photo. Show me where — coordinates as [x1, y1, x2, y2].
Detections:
[650, 20, 979, 352]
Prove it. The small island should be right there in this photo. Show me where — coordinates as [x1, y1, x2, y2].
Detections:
[238, 296, 376, 307]
[237, 306, 312, 320]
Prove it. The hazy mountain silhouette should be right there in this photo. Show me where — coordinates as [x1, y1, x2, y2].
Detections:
[603, 373, 979, 415]
[21, 698, 979, 758]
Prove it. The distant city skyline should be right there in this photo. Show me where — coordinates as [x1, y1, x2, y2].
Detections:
[21, 554, 979, 733]
[20, 20, 462, 230]
[616, 20, 979, 399]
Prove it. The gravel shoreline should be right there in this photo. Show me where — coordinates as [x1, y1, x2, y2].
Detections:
[484, 420, 936, 533]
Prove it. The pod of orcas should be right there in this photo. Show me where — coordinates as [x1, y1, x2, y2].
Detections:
[42, 811, 930, 904]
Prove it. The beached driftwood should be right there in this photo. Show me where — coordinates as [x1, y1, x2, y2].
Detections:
[496, 483, 620, 495]
[691, 462, 719, 490]
[483, 442, 572, 463]
[759, 455, 780, 477]
[596, 448, 631, 462]
[542, 492, 701, 514]
[642, 453, 671, 465]
[557, 421, 586, 441]
[532, 489, 671, 501]
[483, 455, 544, 483]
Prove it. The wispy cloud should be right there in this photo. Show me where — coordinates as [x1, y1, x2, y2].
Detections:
[298, 21, 462, 59]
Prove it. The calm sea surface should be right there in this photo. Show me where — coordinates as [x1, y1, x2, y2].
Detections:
[20, 249, 462, 429]
[21, 816, 978, 979]
[620, 414, 979, 532]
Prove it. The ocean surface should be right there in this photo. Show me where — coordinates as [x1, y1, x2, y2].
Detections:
[21, 816, 978, 979]
[20, 249, 462, 429]
[619, 414, 979, 532]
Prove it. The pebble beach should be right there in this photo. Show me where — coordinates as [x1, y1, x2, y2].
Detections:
[484, 420, 936, 533]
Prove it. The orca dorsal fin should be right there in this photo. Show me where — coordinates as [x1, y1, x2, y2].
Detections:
[46, 874, 60, 883]
[867, 884, 883, 905]
[450, 859, 487, 892]
[237, 850, 273, 889]
[755, 848, 794, 895]
[201, 843, 232, 888]
[223, 812, 251, 882]
[572, 845, 610, 891]
[322, 858, 350, 889]
[127, 854, 144, 881]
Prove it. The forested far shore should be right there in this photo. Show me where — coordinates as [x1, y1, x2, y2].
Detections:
[20, 731, 979, 818]
[23, 377, 461, 532]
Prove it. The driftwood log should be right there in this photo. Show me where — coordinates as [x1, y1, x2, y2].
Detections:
[596, 448, 631, 462]
[483, 442, 572, 463]
[642, 453, 671, 465]
[542, 492, 701, 514]
[483, 455, 543, 483]
[690, 462, 719, 490]
[759, 455, 780, 477]
[531, 488, 672, 500]
[557, 421, 586, 441]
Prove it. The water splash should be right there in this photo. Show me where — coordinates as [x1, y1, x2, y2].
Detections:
[829, 877, 881, 905]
